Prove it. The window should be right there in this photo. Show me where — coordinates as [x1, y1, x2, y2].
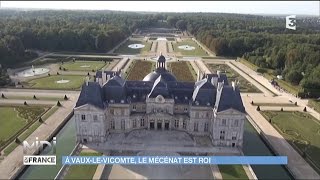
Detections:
[81, 114, 86, 121]
[184, 107, 188, 112]
[93, 115, 98, 121]
[204, 122, 209, 132]
[110, 120, 115, 129]
[183, 120, 187, 129]
[132, 105, 136, 111]
[140, 118, 145, 127]
[232, 132, 237, 140]
[222, 119, 226, 126]
[220, 130, 225, 140]
[110, 109, 114, 115]
[234, 120, 239, 127]
[195, 112, 199, 118]
[121, 109, 125, 115]
[206, 112, 209, 118]
[133, 119, 137, 128]
[174, 120, 179, 128]
[121, 120, 125, 130]
[194, 122, 198, 132]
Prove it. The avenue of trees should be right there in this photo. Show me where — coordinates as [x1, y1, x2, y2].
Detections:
[166, 13, 320, 95]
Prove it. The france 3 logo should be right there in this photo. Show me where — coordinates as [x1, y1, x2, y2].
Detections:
[286, 15, 296, 30]
[23, 137, 57, 165]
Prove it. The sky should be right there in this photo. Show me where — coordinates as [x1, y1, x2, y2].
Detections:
[1, 1, 319, 16]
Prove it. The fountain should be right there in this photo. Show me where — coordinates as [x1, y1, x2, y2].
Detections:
[56, 78, 70, 84]
[128, 44, 145, 49]
[16, 65, 50, 77]
[178, 45, 196, 51]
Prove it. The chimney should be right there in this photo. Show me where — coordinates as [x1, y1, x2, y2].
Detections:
[232, 81, 236, 90]
[197, 69, 200, 81]
[86, 76, 89, 86]
[102, 71, 106, 84]
[217, 70, 221, 77]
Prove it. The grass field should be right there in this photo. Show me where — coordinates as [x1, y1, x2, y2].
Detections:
[219, 165, 248, 179]
[173, 39, 207, 56]
[168, 61, 196, 82]
[27, 75, 87, 90]
[309, 99, 320, 113]
[2, 95, 64, 101]
[64, 151, 102, 179]
[61, 61, 106, 71]
[252, 103, 296, 107]
[126, 60, 154, 80]
[209, 64, 261, 93]
[114, 40, 151, 55]
[3, 106, 58, 155]
[261, 111, 320, 172]
[0, 106, 46, 143]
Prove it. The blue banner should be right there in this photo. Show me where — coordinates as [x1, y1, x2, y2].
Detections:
[62, 156, 287, 165]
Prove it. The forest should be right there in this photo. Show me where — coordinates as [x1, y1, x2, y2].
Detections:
[166, 13, 320, 96]
[0, 10, 319, 97]
[0, 9, 160, 67]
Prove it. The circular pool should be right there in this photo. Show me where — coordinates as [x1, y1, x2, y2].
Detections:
[128, 44, 145, 49]
[16, 67, 50, 77]
[178, 45, 195, 51]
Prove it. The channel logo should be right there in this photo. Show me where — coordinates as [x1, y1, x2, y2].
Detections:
[22, 137, 56, 165]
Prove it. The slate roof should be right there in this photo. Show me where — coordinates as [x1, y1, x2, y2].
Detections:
[76, 82, 104, 109]
[143, 68, 177, 82]
[215, 86, 245, 113]
[76, 71, 245, 114]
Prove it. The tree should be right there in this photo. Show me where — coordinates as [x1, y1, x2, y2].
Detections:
[285, 69, 303, 85]
[95, 34, 108, 52]
[176, 20, 187, 31]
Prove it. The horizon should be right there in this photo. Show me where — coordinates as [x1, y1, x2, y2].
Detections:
[1, 1, 319, 16]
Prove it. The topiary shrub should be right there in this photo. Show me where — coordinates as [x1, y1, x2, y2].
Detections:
[24, 101, 27, 105]
[64, 95, 68, 100]
[57, 101, 62, 107]
[303, 107, 307, 112]
[256, 106, 260, 111]
[57, 72, 60, 75]
[33, 95, 37, 99]
[281, 107, 283, 111]
[251, 101, 254, 105]
[1, 93, 5, 98]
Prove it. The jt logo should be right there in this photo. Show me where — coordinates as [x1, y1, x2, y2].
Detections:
[286, 15, 296, 30]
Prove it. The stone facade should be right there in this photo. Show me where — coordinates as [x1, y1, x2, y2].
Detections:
[74, 56, 246, 148]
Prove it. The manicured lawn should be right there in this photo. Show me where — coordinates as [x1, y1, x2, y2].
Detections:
[261, 111, 320, 172]
[2, 95, 64, 101]
[126, 60, 154, 80]
[173, 39, 207, 56]
[64, 151, 102, 179]
[252, 103, 296, 107]
[61, 61, 107, 71]
[219, 165, 248, 179]
[309, 99, 320, 114]
[0, 106, 46, 143]
[209, 64, 261, 93]
[168, 61, 196, 82]
[27, 75, 87, 90]
[3, 106, 58, 155]
[114, 40, 151, 55]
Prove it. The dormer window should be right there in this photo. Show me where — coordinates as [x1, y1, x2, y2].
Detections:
[175, 96, 178, 99]
[207, 102, 210, 106]
[195, 101, 199, 105]
[133, 94, 136, 98]
[184, 96, 188, 100]
[110, 100, 114, 103]
[121, 100, 125, 103]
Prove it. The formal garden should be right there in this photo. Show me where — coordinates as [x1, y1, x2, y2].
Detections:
[60, 61, 107, 72]
[172, 39, 208, 56]
[114, 39, 151, 55]
[209, 64, 261, 93]
[126, 60, 155, 81]
[25, 75, 88, 90]
[260, 111, 320, 173]
[219, 165, 248, 179]
[168, 61, 196, 82]
[0, 105, 60, 156]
